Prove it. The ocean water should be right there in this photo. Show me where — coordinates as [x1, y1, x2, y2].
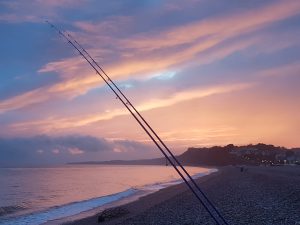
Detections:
[0, 165, 216, 225]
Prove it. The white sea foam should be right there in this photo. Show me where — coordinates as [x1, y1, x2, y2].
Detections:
[0, 188, 137, 225]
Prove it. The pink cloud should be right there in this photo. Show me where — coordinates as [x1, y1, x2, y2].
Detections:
[1, 0, 299, 119]
[0, 88, 49, 114]
[122, 0, 300, 51]
[8, 82, 255, 134]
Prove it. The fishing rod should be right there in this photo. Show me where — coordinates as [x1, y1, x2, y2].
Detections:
[66, 31, 228, 225]
[46, 21, 228, 225]
[66, 31, 229, 225]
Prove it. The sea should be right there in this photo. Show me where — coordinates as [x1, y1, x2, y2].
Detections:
[0, 165, 216, 225]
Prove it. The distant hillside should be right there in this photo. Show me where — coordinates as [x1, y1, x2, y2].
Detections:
[178, 145, 244, 166]
[69, 143, 300, 166]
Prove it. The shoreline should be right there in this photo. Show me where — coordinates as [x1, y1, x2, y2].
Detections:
[64, 165, 300, 225]
[55, 168, 222, 225]
[43, 167, 217, 225]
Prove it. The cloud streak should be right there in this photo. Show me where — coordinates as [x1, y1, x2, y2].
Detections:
[9, 82, 255, 133]
[0, 135, 154, 166]
[1, 0, 297, 114]
[0, 88, 48, 114]
[123, 1, 300, 51]
[0, 0, 299, 115]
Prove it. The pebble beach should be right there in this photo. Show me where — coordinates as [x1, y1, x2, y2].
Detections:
[65, 166, 300, 225]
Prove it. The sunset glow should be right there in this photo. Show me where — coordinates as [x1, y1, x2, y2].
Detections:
[1, 0, 300, 166]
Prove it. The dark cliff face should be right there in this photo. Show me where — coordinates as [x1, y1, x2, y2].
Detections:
[176, 143, 299, 166]
[177, 146, 245, 166]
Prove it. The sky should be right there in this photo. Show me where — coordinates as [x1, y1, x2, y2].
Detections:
[0, 0, 300, 166]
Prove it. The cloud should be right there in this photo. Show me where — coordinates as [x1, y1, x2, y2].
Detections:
[34, 1, 300, 101]
[122, 0, 300, 51]
[150, 127, 239, 148]
[74, 16, 132, 34]
[259, 62, 300, 77]
[8, 82, 255, 133]
[1, 1, 299, 115]
[0, 0, 86, 23]
[137, 82, 256, 112]
[68, 147, 84, 155]
[0, 88, 49, 114]
[1, 0, 300, 151]
[0, 135, 154, 167]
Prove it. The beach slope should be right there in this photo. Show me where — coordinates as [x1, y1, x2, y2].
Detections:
[66, 166, 300, 225]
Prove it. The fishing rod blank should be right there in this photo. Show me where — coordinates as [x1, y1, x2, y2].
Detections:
[46, 21, 228, 225]
[66, 31, 228, 225]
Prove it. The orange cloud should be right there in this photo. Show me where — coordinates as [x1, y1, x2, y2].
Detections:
[0, 88, 48, 114]
[9, 82, 255, 133]
[137, 82, 256, 112]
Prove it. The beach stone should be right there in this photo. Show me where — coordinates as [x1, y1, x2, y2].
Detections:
[114, 166, 300, 225]
[98, 207, 129, 223]
[67, 166, 300, 225]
